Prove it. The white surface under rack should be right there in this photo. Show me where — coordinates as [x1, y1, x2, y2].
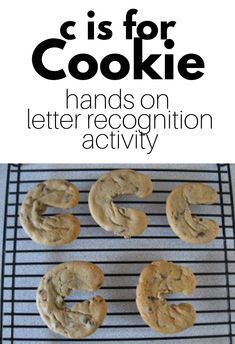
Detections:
[0, 164, 235, 344]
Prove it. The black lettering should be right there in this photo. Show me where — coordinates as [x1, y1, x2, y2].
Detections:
[87, 10, 95, 39]
[184, 114, 199, 129]
[87, 113, 94, 128]
[82, 134, 94, 149]
[96, 134, 108, 149]
[108, 89, 122, 109]
[27, 108, 31, 129]
[60, 114, 73, 129]
[94, 114, 107, 129]
[68, 54, 98, 80]
[165, 54, 174, 79]
[140, 94, 155, 109]
[31, 114, 45, 129]
[32, 38, 66, 80]
[124, 94, 135, 109]
[100, 54, 130, 80]
[134, 38, 162, 79]
[123, 9, 138, 39]
[66, 89, 78, 109]
[60, 21, 76, 40]
[108, 114, 121, 129]
[81, 94, 92, 109]
[178, 54, 204, 80]
[161, 21, 176, 49]
[136, 21, 158, 40]
[98, 21, 112, 40]
[122, 114, 137, 129]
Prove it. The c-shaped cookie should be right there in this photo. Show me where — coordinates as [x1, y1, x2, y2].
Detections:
[20, 179, 80, 246]
[88, 169, 153, 238]
[166, 183, 219, 243]
[36, 261, 107, 338]
[136, 260, 197, 333]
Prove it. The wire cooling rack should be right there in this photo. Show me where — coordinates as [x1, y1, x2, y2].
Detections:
[0, 164, 235, 344]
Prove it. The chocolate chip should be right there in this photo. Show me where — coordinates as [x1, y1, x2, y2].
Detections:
[65, 193, 72, 201]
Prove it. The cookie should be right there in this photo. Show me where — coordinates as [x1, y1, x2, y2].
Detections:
[136, 260, 197, 334]
[166, 183, 219, 243]
[36, 261, 107, 338]
[20, 179, 80, 246]
[88, 169, 153, 238]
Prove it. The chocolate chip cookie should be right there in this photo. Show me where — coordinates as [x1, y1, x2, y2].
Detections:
[166, 183, 219, 243]
[88, 169, 153, 238]
[20, 179, 80, 246]
[36, 261, 107, 338]
[136, 260, 197, 333]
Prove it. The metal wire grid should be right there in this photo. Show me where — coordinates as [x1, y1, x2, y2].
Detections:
[0, 163, 235, 344]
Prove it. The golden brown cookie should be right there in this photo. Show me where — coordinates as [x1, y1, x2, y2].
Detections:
[166, 183, 219, 243]
[136, 260, 197, 334]
[36, 261, 107, 338]
[88, 169, 153, 238]
[20, 179, 80, 246]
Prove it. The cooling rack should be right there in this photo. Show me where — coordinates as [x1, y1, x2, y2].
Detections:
[0, 164, 235, 344]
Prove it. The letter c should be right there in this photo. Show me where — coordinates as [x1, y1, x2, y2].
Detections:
[60, 21, 76, 40]
[32, 38, 66, 80]
[96, 134, 109, 149]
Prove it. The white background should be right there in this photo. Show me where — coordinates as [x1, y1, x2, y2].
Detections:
[0, 0, 235, 163]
